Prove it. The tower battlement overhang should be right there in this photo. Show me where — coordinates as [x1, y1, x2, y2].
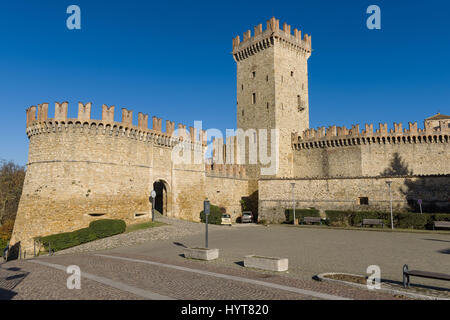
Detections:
[232, 17, 312, 62]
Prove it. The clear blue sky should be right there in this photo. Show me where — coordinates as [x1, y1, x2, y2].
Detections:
[1, 0, 449, 165]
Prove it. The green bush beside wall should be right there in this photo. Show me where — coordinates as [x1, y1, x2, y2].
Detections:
[325, 211, 353, 227]
[38, 219, 126, 252]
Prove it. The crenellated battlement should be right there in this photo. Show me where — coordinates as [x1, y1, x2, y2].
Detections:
[293, 121, 450, 150]
[205, 163, 246, 179]
[25, 101, 207, 147]
[232, 17, 311, 62]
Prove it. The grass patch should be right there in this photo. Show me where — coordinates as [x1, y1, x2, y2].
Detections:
[125, 221, 166, 233]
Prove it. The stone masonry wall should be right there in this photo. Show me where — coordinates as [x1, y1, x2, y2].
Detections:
[259, 176, 450, 223]
[293, 123, 450, 178]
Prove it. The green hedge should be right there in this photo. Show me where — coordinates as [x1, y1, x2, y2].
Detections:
[89, 219, 126, 238]
[396, 213, 428, 229]
[200, 204, 224, 225]
[281, 210, 450, 230]
[325, 211, 353, 227]
[38, 219, 126, 252]
[285, 208, 319, 223]
[349, 212, 450, 229]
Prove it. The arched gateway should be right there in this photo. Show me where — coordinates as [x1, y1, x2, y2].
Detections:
[153, 180, 170, 215]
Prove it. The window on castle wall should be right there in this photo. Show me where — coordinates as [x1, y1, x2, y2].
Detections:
[252, 93, 256, 104]
[252, 71, 256, 78]
[266, 102, 269, 110]
[241, 84, 244, 91]
[359, 197, 369, 205]
[291, 71, 294, 77]
[242, 110, 244, 116]
[266, 75, 268, 82]
[297, 95, 304, 112]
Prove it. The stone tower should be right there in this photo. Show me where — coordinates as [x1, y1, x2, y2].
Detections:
[232, 17, 312, 179]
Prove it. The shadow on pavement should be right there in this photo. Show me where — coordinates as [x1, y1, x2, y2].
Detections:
[0, 288, 17, 300]
[234, 261, 245, 267]
[0, 264, 29, 300]
[422, 238, 450, 243]
[173, 242, 187, 248]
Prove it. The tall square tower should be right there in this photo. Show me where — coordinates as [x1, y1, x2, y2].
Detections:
[232, 17, 312, 179]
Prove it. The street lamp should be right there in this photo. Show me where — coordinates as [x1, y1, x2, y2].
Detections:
[290, 183, 296, 225]
[386, 181, 394, 230]
[150, 190, 156, 222]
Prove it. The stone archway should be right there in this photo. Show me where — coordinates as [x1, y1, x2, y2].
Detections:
[153, 180, 169, 215]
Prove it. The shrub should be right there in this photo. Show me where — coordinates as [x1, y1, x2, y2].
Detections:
[75, 227, 97, 243]
[0, 219, 15, 241]
[396, 213, 428, 229]
[0, 238, 8, 253]
[40, 231, 81, 252]
[285, 208, 319, 223]
[89, 219, 126, 238]
[200, 204, 223, 225]
[325, 211, 352, 226]
[39, 219, 126, 252]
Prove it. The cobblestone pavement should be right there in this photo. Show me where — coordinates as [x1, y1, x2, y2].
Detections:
[1, 218, 448, 300]
[1, 252, 405, 300]
[54, 216, 221, 255]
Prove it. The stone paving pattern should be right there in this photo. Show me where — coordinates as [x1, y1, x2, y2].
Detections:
[1, 217, 449, 300]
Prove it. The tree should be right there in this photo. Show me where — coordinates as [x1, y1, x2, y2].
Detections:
[0, 160, 26, 225]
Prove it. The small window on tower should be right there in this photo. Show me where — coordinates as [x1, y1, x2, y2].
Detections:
[266, 75, 269, 82]
[252, 71, 256, 78]
[291, 71, 294, 77]
[252, 93, 256, 104]
[241, 84, 244, 91]
[266, 102, 269, 109]
[297, 95, 304, 112]
[242, 110, 244, 116]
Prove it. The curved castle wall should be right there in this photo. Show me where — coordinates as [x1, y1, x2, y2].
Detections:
[11, 102, 252, 252]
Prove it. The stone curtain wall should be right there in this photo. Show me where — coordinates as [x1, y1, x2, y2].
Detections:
[292, 125, 450, 178]
[258, 175, 450, 223]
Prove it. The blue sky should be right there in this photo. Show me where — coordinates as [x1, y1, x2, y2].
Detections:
[1, 0, 449, 165]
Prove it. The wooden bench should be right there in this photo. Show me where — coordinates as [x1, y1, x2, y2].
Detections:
[433, 221, 450, 230]
[361, 218, 384, 228]
[403, 264, 450, 288]
[302, 217, 322, 225]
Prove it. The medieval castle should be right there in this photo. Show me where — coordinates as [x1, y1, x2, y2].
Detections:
[11, 17, 450, 251]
